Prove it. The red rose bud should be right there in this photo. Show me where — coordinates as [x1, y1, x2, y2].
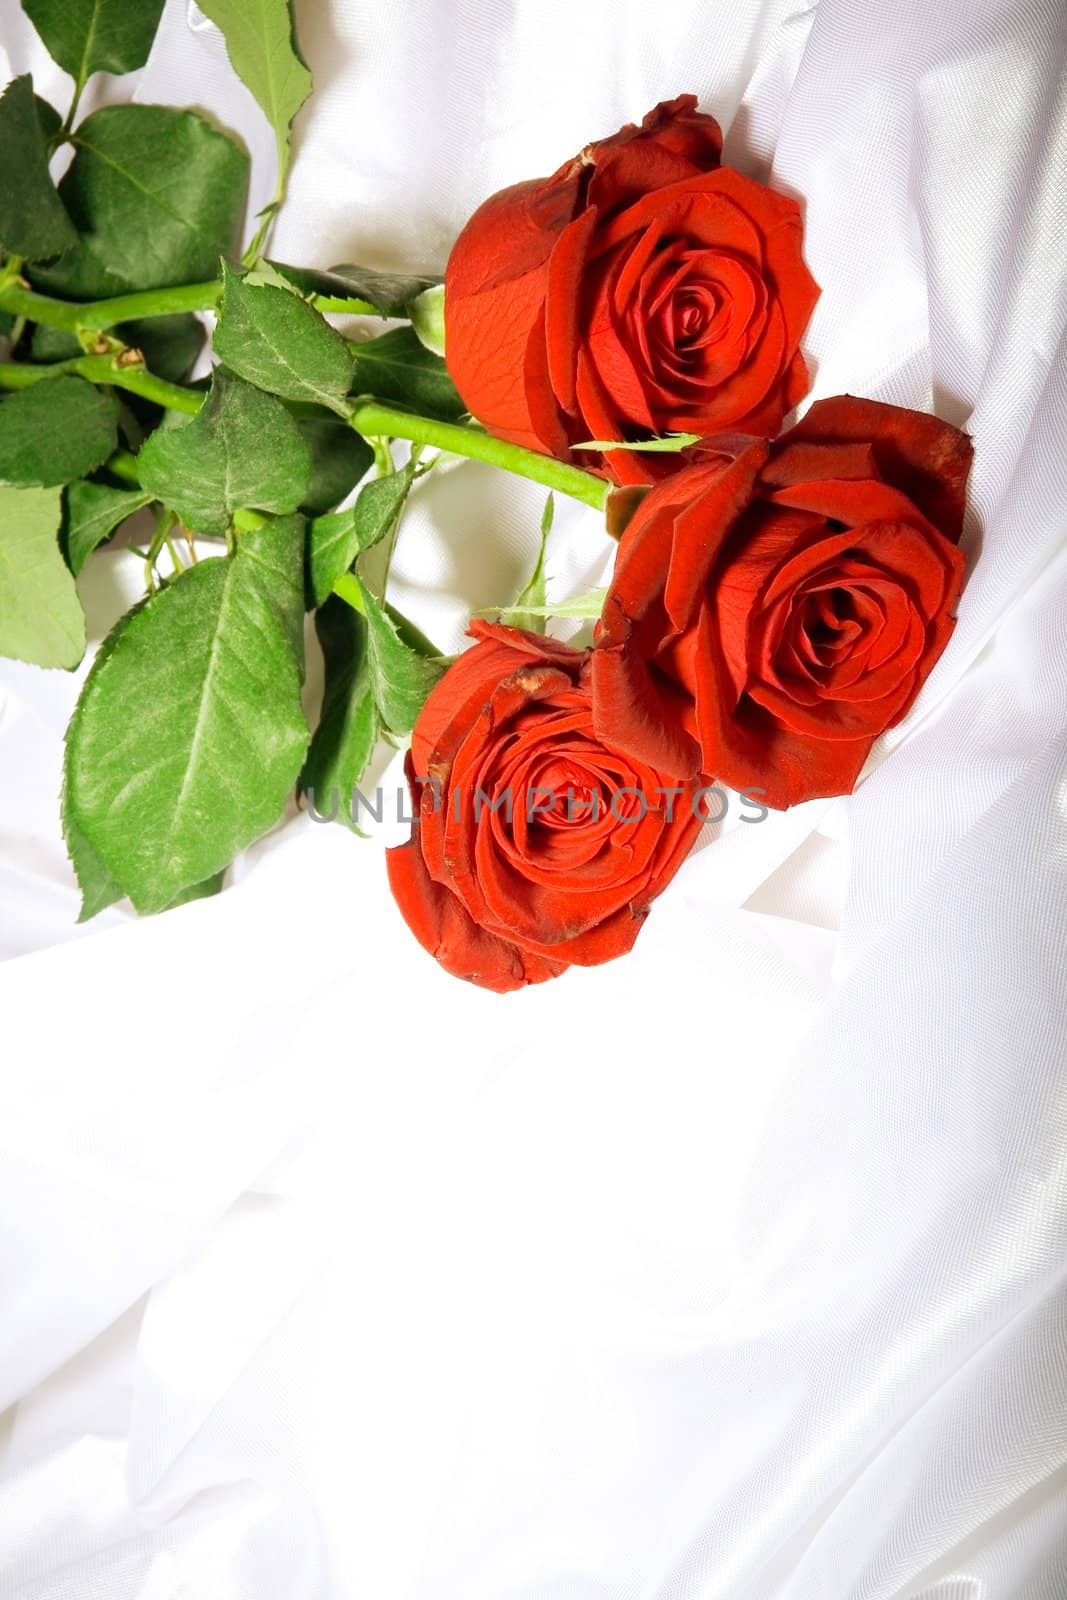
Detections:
[445, 95, 819, 486]
[592, 396, 974, 808]
[386, 621, 706, 992]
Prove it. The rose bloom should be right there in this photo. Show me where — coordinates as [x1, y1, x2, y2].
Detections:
[592, 396, 973, 808]
[445, 96, 819, 486]
[386, 622, 706, 992]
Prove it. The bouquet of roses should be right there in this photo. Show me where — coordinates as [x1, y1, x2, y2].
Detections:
[0, 0, 973, 991]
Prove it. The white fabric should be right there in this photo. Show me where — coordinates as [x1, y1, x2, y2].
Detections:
[2, 0, 1066, 1596]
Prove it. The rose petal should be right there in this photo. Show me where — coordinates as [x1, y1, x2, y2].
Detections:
[584, 253, 658, 429]
[759, 200, 820, 372]
[765, 477, 943, 540]
[779, 395, 973, 539]
[593, 172, 774, 259]
[587, 96, 723, 213]
[574, 348, 657, 485]
[386, 824, 567, 992]
[439, 659, 578, 889]
[762, 441, 880, 487]
[545, 207, 598, 414]
[711, 504, 826, 700]
[412, 619, 577, 776]
[592, 597, 702, 777]
[663, 442, 769, 633]
[664, 299, 786, 430]
[446, 174, 581, 300]
[758, 520, 960, 621]
[747, 647, 921, 734]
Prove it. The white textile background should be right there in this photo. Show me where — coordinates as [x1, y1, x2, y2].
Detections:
[1, 0, 1066, 1596]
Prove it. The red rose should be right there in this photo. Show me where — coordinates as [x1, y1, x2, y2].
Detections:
[386, 621, 705, 992]
[445, 96, 819, 486]
[592, 397, 973, 808]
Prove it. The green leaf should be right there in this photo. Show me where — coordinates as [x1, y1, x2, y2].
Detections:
[409, 283, 446, 357]
[383, 601, 443, 664]
[137, 369, 310, 537]
[33, 95, 62, 143]
[23, 0, 166, 83]
[163, 870, 225, 909]
[572, 432, 702, 454]
[235, 509, 306, 675]
[350, 327, 466, 422]
[335, 572, 441, 734]
[195, 0, 311, 187]
[64, 480, 152, 575]
[243, 259, 297, 291]
[302, 596, 379, 832]
[63, 597, 143, 918]
[510, 493, 554, 635]
[67, 811, 125, 920]
[272, 261, 441, 318]
[32, 105, 249, 299]
[0, 76, 77, 261]
[294, 408, 373, 517]
[0, 376, 118, 487]
[307, 461, 416, 608]
[63, 520, 309, 914]
[0, 484, 85, 668]
[479, 587, 608, 624]
[214, 262, 353, 415]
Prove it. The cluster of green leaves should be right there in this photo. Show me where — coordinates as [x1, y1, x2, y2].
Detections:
[303, 464, 444, 832]
[0, 0, 463, 919]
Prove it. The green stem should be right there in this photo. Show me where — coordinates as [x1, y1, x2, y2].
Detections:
[0, 360, 44, 389]
[0, 355, 201, 414]
[244, 206, 280, 268]
[144, 507, 174, 591]
[243, 134, 289, 266]
[349, 402, 610, 512]
[104, 449, 142, 487]
[59, 73, 86, 140]
[0, 280, 222, 332]
[163, 530, 184, 574]
[0, 276, 380, 336]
